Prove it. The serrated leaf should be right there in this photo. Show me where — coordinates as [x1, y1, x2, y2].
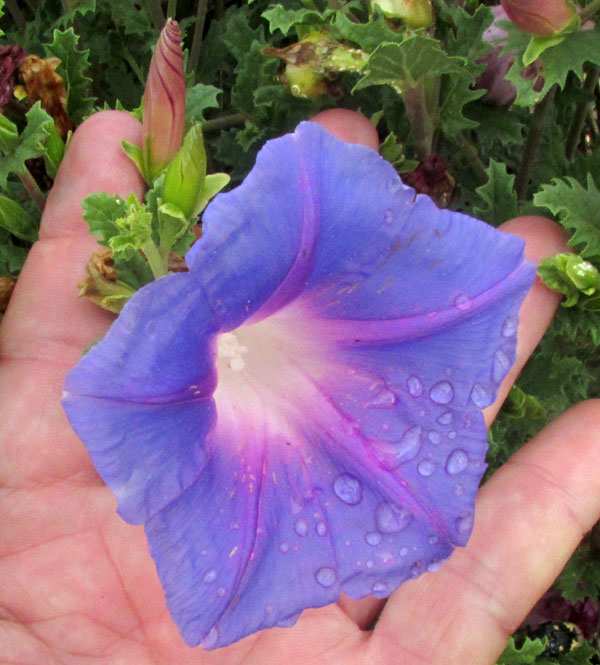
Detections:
[0, 102, 53, 191]
[54, 0, 97, 29]
[445, 4, 494, 62]
[0, 194, 39, 242]
[496, 636, 546, 664]
[506, 27, 600, 107]
[474, 159, 518, 226]
[261, 6, 324, 37]
[556, 548, 600, 603]
[44, 28, 95, 124]
[82, 192, 128, 245]
[222, 10, 265, 62]
[186, 84, 222, 123]
[354, 35, 464, 92]
[533, 174, 600, 260]
[333, 12, 403, 52]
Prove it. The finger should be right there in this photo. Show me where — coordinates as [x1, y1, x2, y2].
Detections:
[0, 110, 144, 366]
[373, 399, 600, 665]
[310, 109, 380, 151]
[484, 216, 568, 425]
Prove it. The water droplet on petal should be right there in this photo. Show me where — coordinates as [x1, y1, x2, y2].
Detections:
[375, 501, 413, 533]
[446, 449, 468, 475]
[456, 512, 474, 535]
[427, 557, 449, 573]
[294, 518, 309, 537]
[265, 603, 274, 615]
[315, 567, 337, 587]
[448, 430, 456, 440]
[428, 534, 439, 545]
[418, 459, 435, 477]
[367, 387, 397, 409]
[428, 430, 442, 444]
[492, 349, 511, 384]
[501, 315, 518, 337]
[396, 426, 422, 462]
[203, 568, 217, 584]
[333, 473, 363, 505]
[400, 546, 409, 556]
[229, 520, 240, 531]
[453, 483, 465, 496]
[430, 381, 454, 404]
[407, 375, 424, 398]
[372, 581, 387, 594]
[437, 411, 454, 425]
[315, 521, 327, 536]
[144, 320, 157, 336]
[375, 549, 394, 564]
[470, 383, 493, 408]
[216, 587, 227, 597]
[411, 560, 425, 578]
[201, 626, 219, 649]
[366, 559, 374, 569]
[279, 541, 290, 553]
[388, 178, 402, 194]
[290, 498, 303, 515]
[365, 531, 382, 546]
[383, 209, 394, 224]
[454, 294, 473, 311]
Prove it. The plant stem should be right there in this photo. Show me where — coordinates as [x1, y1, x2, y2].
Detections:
[202, 113, 247, 133]
[455, 132, 488, 184]
[514, 84, 557, 200]
[401, 79, 439, 159]
[4, 0, 26, 32]
[566, 65, 600, 160]
[121, 45, 146, 86]
[146, 0, 165, 31]
[18, 170, 46, 212]
[167, 0, 177, 18]
[580, 0, 600, 24]
[143, 242, 168, 278]
[188, 0, 209, 78]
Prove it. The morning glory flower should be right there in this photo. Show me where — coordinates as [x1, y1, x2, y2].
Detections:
[63, 122, 535, 649]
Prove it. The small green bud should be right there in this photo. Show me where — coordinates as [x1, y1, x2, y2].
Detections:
[370, 0, 434, 29]
[162, 124, 207, 221]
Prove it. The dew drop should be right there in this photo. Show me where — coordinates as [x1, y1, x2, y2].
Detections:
[315, 521, 327, 537]
[411, 560, 425, 578]
[365, 531, 382, 546]
[265, 603, 274, 615]
[372, 581, 387, 594]
[407, 375, 424, 398]
[375, 501, 413, 533]
[456, 512, 474, 535]
[366, 559, 374, 569]
[333, 473, 363, 505]
[144, 320, 156, 336]
[454, 294, 473, 311]
[446, 449, 468, 475]
[448, 430, 456, 440]
[470, 383, 493, 408]
[396, 425, 422, 462]
[229, 520, 240, 531]
[492, 349, 511, 384]
[400, 546, 409, 556]
[428, 430, 442, 444]
[315, 567, 337, 588]
[417, 459, 435, 477]
[201, 626, 219, 649]
[429, 381, 454, 404]
[294, 518, 309, 537]
[437, 411, 454, 425]
[388, 178, 402, 194]
[427, 558, 448, 573]
[216, 587, 227, 598]
[428, 534, 439, 545]
[367, 387, 397, 409]
[279, 541, 290, 553]
[375, 549, 394, 565]
[383, 208, 394, 224]
[501, 315, 518, 337]
[452, 483, 465, 496]
[203, 568, 217, 584]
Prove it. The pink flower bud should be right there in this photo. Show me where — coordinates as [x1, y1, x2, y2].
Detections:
[500, 0, 578, 36]
[142, 19, 186, 183]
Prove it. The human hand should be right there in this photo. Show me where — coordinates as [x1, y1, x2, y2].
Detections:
[1, 108, 598, 665]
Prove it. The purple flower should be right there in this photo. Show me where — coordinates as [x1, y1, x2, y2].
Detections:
[63, 122, 535, 649]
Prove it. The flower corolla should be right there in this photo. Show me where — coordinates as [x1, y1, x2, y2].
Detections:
[63, 122, 535, 649]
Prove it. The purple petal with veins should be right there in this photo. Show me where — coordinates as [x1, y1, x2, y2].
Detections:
[63, 122, 536, 649]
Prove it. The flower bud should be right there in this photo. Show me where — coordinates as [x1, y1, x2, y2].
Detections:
[162, 124, 207, 220]
[370, 0, 434, 29]
[142, 19, 186, 183]
[500, 0, 578, 36]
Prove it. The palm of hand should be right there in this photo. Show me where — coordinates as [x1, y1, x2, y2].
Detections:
[1, 111, 599, 665]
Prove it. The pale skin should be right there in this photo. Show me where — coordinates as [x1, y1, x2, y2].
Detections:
[0, 108, 599, 665]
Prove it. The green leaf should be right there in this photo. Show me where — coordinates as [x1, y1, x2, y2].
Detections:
[197, 172, 230, 213]
[0, 114, 19, 154]
[0, 229, 28, 277]
[538, 253, 600, 308]
[0, 103, 54, 192]
[186, 84, 222, 123]
[333, 12, 403, 52]
[523, 33, 566, 67]
[81, 192, 128, 246]
[506, 27, 600, 107]
[43, 124, 66, 180]
[44, 28, 95, 124]
[0, 0, 4, 37]
[496, 636, 546, 664]
[534, 174, 600, 260]
[261, 6, 324, 37]
[556, 547, 600, 603]
[354, 35, 464, 92]
[0, 195, 39, 242]
[121, 140, 145, 181]
[109, 194, 153, 255]
[474, 160, 518, 226]
[54, 0, 97, 29]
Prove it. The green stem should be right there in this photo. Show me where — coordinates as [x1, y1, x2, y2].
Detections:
[4, 0, 26, 31]
[146, 0, 165, 31]
[188, 0, 209, 78]
[202, 113, 248, 133]
[143, 242, 168, 278]
[18, 170, 46, 212]
[121, 45, 146, 86]
[455, 132, 488, 184]
[400, 79, 439, 159]
[566, 65, 600, 160]
[580, 0, 600, 24]
[167, 0, 177, 18]
[514, 84, 557, 201]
